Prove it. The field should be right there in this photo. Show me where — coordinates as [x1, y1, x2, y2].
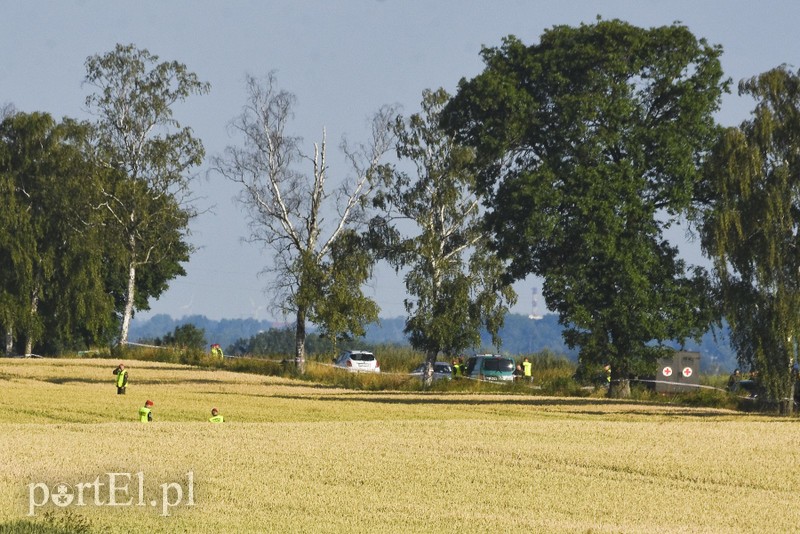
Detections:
[1, 358, 799, 533]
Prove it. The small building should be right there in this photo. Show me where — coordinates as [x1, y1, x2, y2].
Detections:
[655, 351, 701, 393]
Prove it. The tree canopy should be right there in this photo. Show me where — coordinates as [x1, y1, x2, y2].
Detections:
[699, 65, 800, 413]
[374, 88, 516, 382]
[441, 19, 728, 396]
[0, 112, 115, 354]
[214, 73, 396, 370]
[84, 43, 209, 344]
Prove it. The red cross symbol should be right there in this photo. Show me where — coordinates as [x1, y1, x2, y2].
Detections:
[682, 367, 693, 378]
[662, 366, 673, 377]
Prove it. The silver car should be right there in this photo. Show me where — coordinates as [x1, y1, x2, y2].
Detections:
[410, 362, 453, 381]
[334, 350, 380, 373]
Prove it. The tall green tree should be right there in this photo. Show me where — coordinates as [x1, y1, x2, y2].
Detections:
[84, 43, 209, 345]
[214, 73, 396, 371]
[374, 88, 516, 385]
[441, 20, 727, 397]
[0, 112, 114, 354]
[159, 323, 207, 350]
[699, 66, 800, 413]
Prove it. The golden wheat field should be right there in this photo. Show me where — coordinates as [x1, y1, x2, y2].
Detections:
[0, 358, 799, 534]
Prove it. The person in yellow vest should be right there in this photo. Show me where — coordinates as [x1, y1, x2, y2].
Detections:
[451, 357, 462, 378]
[209, 407, 224, 423]
[522, 357, 533, 382]
[210, 343, 224, 359]
[139, 400, 153, 423]
[113, 363, 128, 395]
[604, 364, 612, 387]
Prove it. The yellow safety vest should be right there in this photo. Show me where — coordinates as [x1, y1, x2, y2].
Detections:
[139, 406, 151, 423]
[209, 414, 224, 423]
[116, 369, 127, 388]
[522, 362, 532, 377]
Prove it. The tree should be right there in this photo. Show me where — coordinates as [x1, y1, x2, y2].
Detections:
[699, 66, 800, 414]
[0, 103, 15, 121]
[374, 88, 516, 385]
[0, 112, 114, 355]
[160, 323, 207, 350]
[83, 43, 209, 345]
[214, 73, 396, 371]
[441, 19, 727, 397]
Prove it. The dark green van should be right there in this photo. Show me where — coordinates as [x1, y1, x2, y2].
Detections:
[464, 354, 515, 382]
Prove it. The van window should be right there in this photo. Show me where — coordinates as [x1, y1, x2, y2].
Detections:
[351, 352, 374, 361]
[484, 358, 514, 372]
[465, 358, 477, 375]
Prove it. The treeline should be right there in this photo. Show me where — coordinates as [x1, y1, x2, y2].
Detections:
[129, 313, 737, 373]
[1, 45, 206, 355]
[6, 21, 800, 412]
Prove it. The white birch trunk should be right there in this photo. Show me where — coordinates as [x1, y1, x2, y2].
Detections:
[5, 325, 12, 356]
[119, 260, 137, 345]
[25, 292, 38, 356]
[295, 307, 306, 373]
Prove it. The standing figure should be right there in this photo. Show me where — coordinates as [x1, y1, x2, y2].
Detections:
[522, 357, 533, 382]
[211, 343, 224, 359]
[139, 400, 154, 423]
[727, 368, 742, 391]
[113, 363, 128, 395]
[514, 364, 524, 380]
[451, 357, 462, 378]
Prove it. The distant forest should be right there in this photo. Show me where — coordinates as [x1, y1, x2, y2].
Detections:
[130, 313, 737, 373]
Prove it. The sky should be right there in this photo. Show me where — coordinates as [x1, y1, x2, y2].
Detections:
[3, 1, 800, 323]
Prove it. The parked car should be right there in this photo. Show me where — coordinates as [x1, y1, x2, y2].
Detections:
[410, 362, 453, 381]
[333, 350, 380, 373]
[464, 354, 515, 382]
[730, 379, 758, 397]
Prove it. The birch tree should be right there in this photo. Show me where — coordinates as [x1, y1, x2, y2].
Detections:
[215, 73, 396, 371]
[374, 88, 516, 385]
[84, 43, 209, 344]
[700, 66, 800, 414]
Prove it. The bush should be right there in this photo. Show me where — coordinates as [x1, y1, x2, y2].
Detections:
[540, 375, 588, 397]
[0, 511, 94, 534]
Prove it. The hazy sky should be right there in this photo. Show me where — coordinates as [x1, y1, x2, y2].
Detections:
[3, 1, 799, 322]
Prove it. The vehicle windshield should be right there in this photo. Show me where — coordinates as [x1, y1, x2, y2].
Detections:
[350, 353, 374, 361]
[484, 359, 514, 372]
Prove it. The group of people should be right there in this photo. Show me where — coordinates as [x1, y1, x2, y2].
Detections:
[113, 363, 224, 423]
[136, 400, 223, 424]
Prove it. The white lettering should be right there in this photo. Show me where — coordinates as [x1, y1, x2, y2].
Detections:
[107, 473, 132, 506]
[27, 482, 48, 516]
[160, 482, 183, 517]
[137, 471, 145, 506]
[26, 472, 195, 515]
[93, 476, 106, 505]
[186, 471, 194, 506]
[75, 481, 94, 506]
